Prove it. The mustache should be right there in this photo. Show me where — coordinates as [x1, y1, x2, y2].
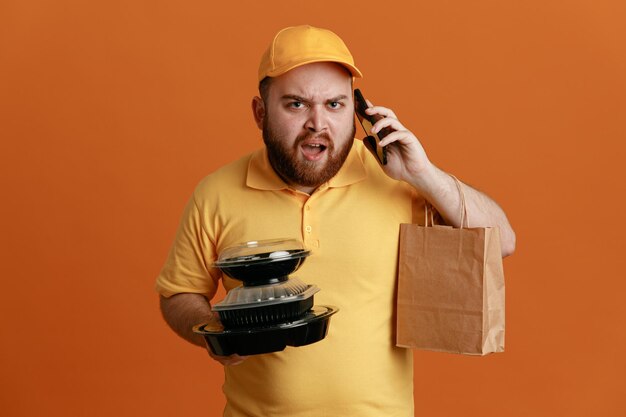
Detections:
[295, 131, 332, 145]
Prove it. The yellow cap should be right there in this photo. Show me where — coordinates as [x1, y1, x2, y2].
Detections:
[258, 25, 363, 82]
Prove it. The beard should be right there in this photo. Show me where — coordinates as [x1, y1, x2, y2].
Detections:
[262, 120, 355, 189]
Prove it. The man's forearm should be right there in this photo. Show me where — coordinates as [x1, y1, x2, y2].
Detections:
[411, 163, 516, 257]
[160, 293, 213, 348]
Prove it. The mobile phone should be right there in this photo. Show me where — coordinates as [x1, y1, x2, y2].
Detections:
[354, 89, 390, 165]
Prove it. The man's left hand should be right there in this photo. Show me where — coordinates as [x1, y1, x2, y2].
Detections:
[364, 103, 433, 186]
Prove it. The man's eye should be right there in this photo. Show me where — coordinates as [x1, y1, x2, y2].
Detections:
[329, 101, 341, 109]
[290, 102, 304, 109]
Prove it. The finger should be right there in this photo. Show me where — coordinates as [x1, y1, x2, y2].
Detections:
[209, 351, 247, 365]
[365, 105, 398, 119]
[223, 355, 247, 366]
[378, 130, 416, 147]
[371, 117, 406, 135]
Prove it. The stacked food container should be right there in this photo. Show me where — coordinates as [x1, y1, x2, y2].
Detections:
[193, 239, 338, 356]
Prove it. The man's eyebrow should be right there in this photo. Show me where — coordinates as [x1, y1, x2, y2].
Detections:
[280, 94, 350, 102]
[281, 94, 310, 102]
[327, 95, 350, 102]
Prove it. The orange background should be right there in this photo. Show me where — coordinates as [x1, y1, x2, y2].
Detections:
[1, 1, 625, 416]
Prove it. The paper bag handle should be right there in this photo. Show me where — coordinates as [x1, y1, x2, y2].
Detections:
[450, 174, 469, 228]
[424, 174, 469, 228]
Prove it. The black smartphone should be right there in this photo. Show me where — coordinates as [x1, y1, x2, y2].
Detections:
[354, 89, 390, 165]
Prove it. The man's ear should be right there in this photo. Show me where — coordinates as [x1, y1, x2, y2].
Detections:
[251, 96, 265, 129]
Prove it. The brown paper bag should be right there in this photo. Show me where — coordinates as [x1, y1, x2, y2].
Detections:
[396, 177, 505, 355]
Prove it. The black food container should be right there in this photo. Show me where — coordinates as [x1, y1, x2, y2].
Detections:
[213, 239, 311, 285]
[194, 239, 338, 356]
[194, 306, 338, 356]
[215, 289, 315, 328]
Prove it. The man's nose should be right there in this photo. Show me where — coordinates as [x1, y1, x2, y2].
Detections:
[304, 106, 327, 133]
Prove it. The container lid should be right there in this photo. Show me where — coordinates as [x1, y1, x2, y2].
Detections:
[213, 278, 319, 310]
[214, 238, 309, 267]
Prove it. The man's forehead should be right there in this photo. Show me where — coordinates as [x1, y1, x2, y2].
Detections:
[278, 85, 352, 101]
[270, 62, 353, 99]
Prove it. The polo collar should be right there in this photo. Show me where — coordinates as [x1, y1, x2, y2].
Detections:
[246, 140, 368, 191]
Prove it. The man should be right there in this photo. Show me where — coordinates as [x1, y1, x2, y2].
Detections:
[157, 25, 515, 416]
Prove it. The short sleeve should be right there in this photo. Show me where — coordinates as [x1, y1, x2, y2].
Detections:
[155, 194, 220, 299]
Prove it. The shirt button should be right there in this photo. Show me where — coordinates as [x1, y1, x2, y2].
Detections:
[305, 225, 312, 233]
[305, 205, 311, 211]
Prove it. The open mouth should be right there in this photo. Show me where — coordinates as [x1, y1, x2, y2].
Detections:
[301, 143, 328, 160]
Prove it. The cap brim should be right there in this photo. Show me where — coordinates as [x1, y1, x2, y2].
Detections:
[262, 58, 363, 81]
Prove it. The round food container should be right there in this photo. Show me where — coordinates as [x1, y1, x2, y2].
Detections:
[194, 305, 339, 356]
[212, 277, 320, 328]
[214, 239, 310, 285]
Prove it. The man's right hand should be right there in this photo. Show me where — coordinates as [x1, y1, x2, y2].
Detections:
[201, 312, 248, 366]
[160, 293, 247, 366]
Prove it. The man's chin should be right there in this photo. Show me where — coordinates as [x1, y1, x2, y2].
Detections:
[291, 168, 332, 187]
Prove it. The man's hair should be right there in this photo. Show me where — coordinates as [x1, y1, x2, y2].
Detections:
[259, 77, 273, 103]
